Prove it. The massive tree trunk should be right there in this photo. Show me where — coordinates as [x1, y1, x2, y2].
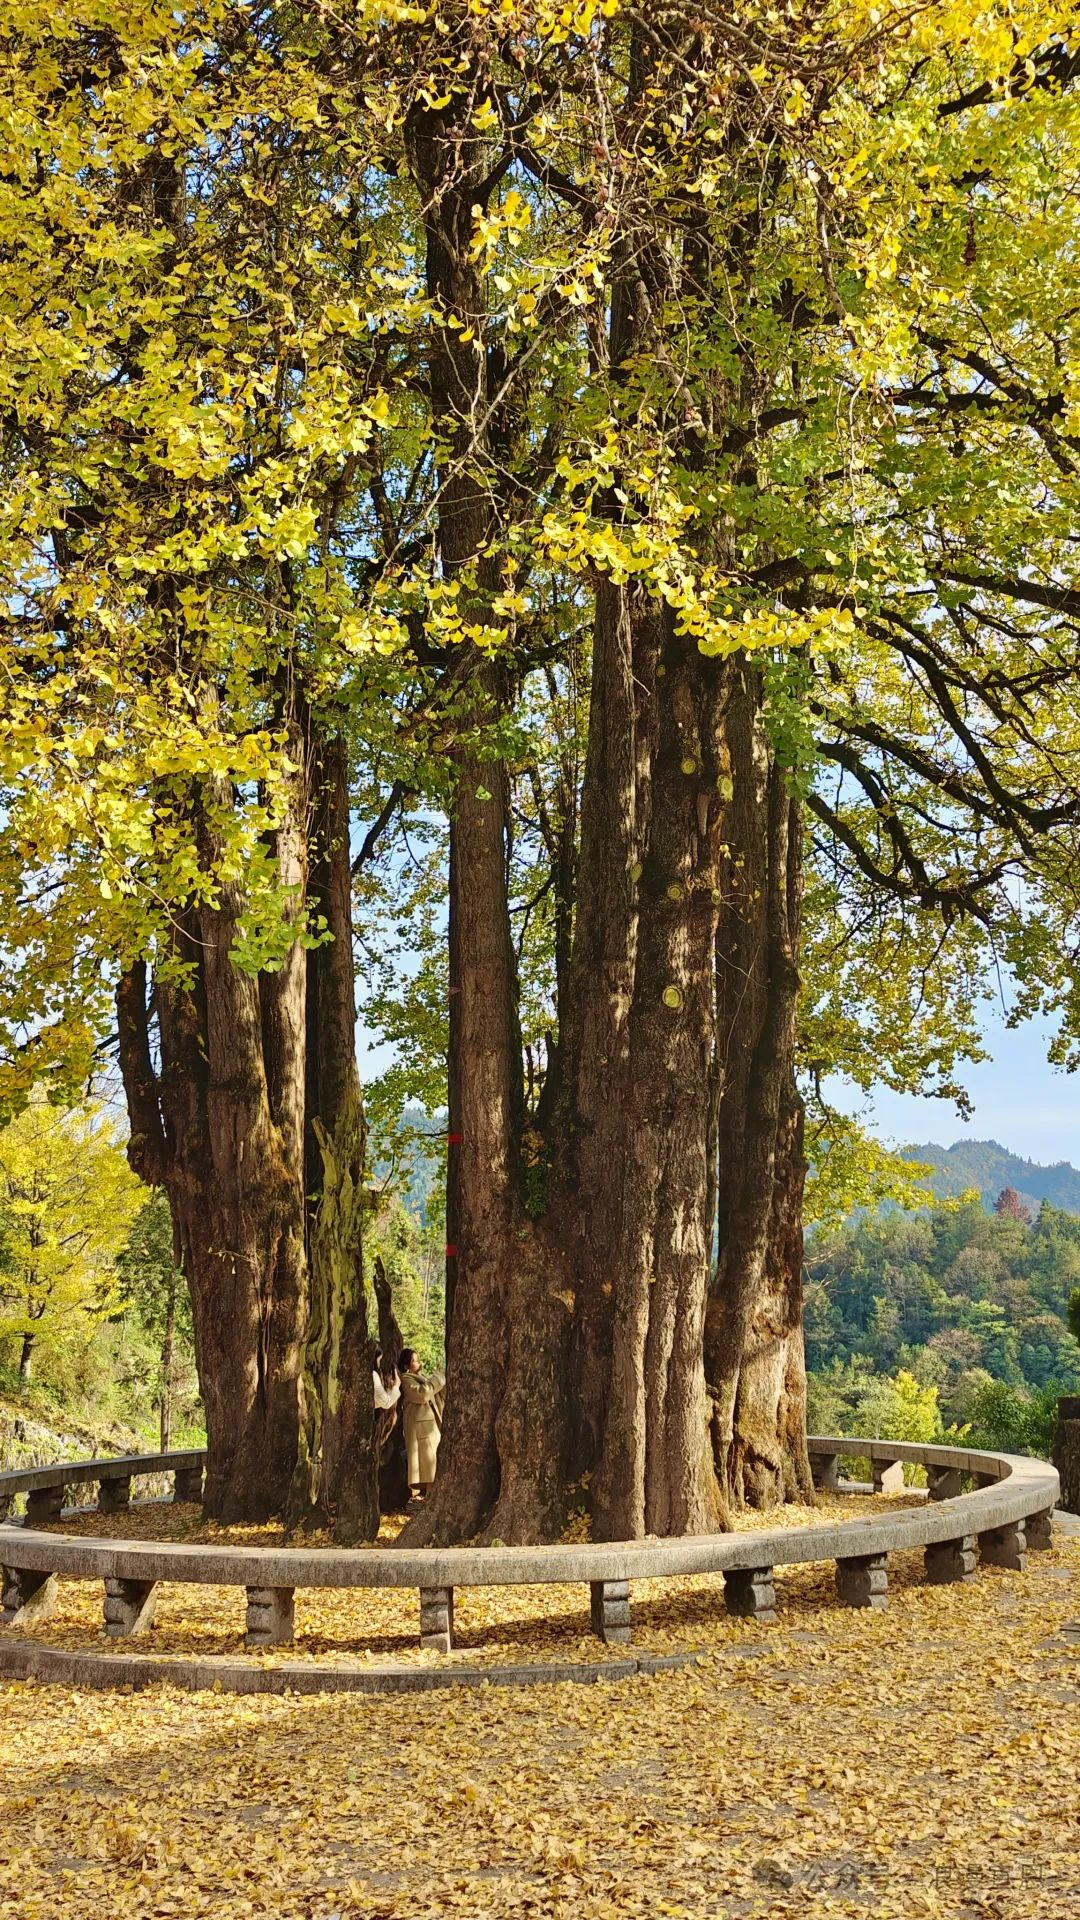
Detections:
[117, 720, 376, 1533]
[291, 736, 377, 1542]
[558, 577, 654, 1482]
[704, 665, 814, 1510]
[427, 726, 525, 1541]
[402, 70, 593, 1547]
[400, 94, 532, 1544]
[590, 611, 728, 1540]
[118, 894, 306, 1523]
[396, 49, 814, 1548]
[409, 608, 815, 1544]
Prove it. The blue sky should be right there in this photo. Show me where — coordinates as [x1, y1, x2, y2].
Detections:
[847, 1007, 1080, 1166]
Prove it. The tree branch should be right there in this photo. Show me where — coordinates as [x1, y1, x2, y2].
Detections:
[352, 783, 409, 876]
[116, 962, 168, 1187]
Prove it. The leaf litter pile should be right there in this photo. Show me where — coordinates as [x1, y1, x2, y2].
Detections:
[0, 1508, 1077, 1919]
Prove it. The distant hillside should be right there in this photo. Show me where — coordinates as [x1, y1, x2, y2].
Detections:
[371, 1100, 446, 1223]
[805, 1196, 1080, 1427]
[905, 1139, 1080, 1217]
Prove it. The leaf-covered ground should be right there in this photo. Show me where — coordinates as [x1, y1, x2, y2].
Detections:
[0, 1520, 1077, 1918]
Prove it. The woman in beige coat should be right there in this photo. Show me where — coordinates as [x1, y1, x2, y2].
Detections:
[399, 1349, 445, 1497]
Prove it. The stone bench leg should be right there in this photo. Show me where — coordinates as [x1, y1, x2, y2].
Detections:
[97, 1476, 132, 1514]
[1026, 1509, 1053, 1551]
[980, 1520, 1027, 1572]
[811, 1453, 840, 1490]
[173, 1464, 204, 1504]
[724, 1567, 777, 1622]
[836, 1553, 888, 1608]
[104, 1577, 157, 1637]
[419, 1586, 454, 1653]
[2, 1566, 57, 1627]
[925, 1535, 977, 1585]
[590, 1579, 630, 1645]
[245, 1586, 295, 1648]
[927, 1466, 964, 1502]
[25, 1486, 63, 1526]
[873, 1461, 905, 1495]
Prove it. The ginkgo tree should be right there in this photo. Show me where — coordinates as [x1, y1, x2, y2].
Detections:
[0, 1096, 143, 1387]
[3, 0, 1080, 1543]
[1, 0, 419, 1530]
[369, 0, 1080, 1545]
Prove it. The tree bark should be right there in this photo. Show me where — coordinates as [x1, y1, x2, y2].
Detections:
[291, 736, 376, 1543]
[557, 578, 651, 1480]
[117, 724, 376, 1534]
[159, 1278, 175, 1452]
[704, 665, 814, 1510]
[399, 88, 564, 1546]
[18, 1331, 34, 1387]
[158, 874, 307, 1523]
[590, 612, 728, 1541]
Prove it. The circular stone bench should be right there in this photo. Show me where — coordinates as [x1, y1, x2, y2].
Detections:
[0, 1439, 1059, 1679]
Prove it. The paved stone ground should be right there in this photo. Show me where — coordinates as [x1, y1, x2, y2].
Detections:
[0, 1524, 1077, 1920]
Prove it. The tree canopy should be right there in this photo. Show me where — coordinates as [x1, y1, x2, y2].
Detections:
[3, 0, 1080, 1539]
[0, 1095, 143, 1384]
[3, 0, 1080, 1103]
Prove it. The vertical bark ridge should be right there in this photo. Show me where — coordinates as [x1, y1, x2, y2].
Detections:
[293, 734, 376, 1541]
[118, 728, 376, 1533]
[592, 619, 729, 1541]
[415, 736, 522, 1542]
[557, 576, 644, 1477]
[705, 665, 811, 1508]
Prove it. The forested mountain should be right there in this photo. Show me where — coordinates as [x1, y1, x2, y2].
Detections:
[805, 1200, 1080, 1425]
[370, 1103, 445, 1227]
[905, 1141, 1080, 1217]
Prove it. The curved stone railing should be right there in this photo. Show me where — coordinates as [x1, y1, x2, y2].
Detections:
[0, 1449, 206, 1527]
[0, 1438, 1059, 1656]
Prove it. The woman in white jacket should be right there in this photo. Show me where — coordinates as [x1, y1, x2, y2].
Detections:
[372, 1351, 400, 1413]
